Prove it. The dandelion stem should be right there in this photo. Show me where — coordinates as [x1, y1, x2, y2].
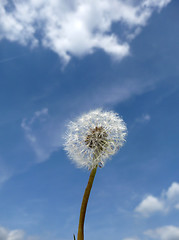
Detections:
[77, 166, 98, 240]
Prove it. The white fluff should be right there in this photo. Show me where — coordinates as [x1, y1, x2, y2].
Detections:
[64, 109, 127, 169]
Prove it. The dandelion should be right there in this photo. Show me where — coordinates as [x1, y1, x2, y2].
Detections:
[63, 109, 127, 240]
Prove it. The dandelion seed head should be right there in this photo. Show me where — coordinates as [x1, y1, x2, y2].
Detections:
[63, 109, 127, 169]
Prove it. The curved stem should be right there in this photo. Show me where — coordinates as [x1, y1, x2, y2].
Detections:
[77, 166, 98, 240]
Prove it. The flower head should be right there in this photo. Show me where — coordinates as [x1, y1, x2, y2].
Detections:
[64, 109, 127, 169]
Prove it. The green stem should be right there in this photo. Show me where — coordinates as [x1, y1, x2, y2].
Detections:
[77, 166, 98, 240]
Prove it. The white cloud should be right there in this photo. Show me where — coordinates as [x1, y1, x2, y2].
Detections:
[143, 0, 172, 9]
[175, 203, 179, 210]
[0, 0, 172, 64]
[0, 226, 24, 240]
[166, 182, 179, 200]
[0, 226, 39, 240]
[124, 225, 179, 240]
[135, 195, 164, 217]
[135, 182, 179, 217]
[145, 225, 179, 240]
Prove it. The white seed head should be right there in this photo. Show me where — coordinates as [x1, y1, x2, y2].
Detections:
[63, 109, 127, 169]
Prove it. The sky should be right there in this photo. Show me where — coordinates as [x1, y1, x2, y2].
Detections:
[0, 0, 179, 239]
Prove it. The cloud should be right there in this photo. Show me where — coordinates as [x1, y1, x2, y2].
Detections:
[125, 225, 179, 240]
[21, 108, 64, 162]
[21, 108, 49, 145]
[143, 0, 172, 8]
[145, 225, 179, 240]
[0, 226, 24, 240]
[0, 157, 12, 185]
[135, 195, 164, 217]
[0, 0, 172, 64]
[135, 182, 179, 217]
[135, 114, 151, 123]
[86, 75, 157, 108]
[0, 226, 39, 240]
[0, 55, 25, 64]
[166, 182, 179, 200]
[175, 203, 179, 210]
[0, 169, 11, 185]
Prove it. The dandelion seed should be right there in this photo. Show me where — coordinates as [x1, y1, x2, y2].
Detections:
[64, 109, 127, 169]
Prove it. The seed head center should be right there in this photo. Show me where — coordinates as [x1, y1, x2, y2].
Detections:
[85, 126, 108, 151]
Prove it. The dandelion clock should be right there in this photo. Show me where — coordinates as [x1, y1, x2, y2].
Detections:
[64, 109, 127, 240]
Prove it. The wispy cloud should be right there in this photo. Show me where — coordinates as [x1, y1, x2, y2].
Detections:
[21, 108, 64, 163]
[135, 182, 179, 217]
[0, 157, 12, 185]
[0, 55, 25, 64]
[0, 0, 171, 64]
[77, 75, 157, 109]
[21, 108, 49, 145]
[135, 114, 151, 123]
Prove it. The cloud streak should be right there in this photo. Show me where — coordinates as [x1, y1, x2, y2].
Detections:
[0, 156, 13, 185]
[21, 108, 64, 163]
[0, 0, 171, 64]
[0, 55, 25, 64]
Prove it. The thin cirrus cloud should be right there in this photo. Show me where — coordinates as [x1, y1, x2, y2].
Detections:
[0, 156, 13, 185]
[135, 114, 151, 123]
[0, 0, 171, 64]
[135, 182, 179, 217]
[21, 108, 64, 163]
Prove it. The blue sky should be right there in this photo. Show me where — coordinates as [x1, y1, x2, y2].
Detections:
[0, 0, 179, 239]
